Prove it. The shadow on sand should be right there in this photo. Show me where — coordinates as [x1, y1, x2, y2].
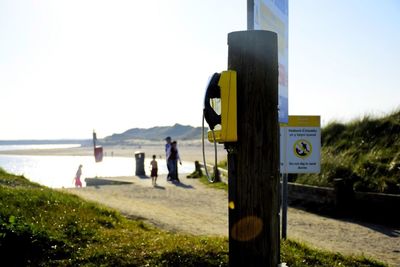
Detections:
[169, 180, 193, 189]
[153, 184, 166, 190]
[290, 202, 400, 237]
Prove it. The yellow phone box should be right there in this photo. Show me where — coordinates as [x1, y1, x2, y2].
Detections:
[208, 70, 237, 143]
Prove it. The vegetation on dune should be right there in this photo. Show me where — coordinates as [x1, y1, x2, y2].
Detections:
[0, 168, 387, 266]
[296, 110, 400, 194]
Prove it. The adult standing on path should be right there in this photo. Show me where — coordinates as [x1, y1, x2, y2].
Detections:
[169, 140, 182, 182]
[165, 136, 172, 181]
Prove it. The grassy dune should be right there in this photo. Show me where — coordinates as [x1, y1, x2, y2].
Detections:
[297, 110, 400, 194]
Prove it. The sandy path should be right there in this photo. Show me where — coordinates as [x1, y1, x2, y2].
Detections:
[64, 175, 400, 267]
[64, 175, 228, 237]
[287, 209, 400, 266]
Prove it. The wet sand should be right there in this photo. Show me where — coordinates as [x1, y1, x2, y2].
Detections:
[0, 142, 227, 163]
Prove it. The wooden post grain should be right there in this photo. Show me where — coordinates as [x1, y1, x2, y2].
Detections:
[227, 30, 280, 267]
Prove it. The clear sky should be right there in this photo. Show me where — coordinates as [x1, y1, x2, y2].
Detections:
[1, 0, 399, 140]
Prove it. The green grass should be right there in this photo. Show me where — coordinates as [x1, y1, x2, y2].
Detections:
[199, 175, 228, 191]
[297, 110, 400, 194]
[281, 239, 386, 267]
[0, 168, 387, 266]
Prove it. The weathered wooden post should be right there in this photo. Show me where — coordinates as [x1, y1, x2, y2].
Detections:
[226, 30, 280, 266]
[186, 161, 203, 178]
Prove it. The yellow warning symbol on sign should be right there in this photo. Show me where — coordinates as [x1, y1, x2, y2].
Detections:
[293, 139, 312, 159]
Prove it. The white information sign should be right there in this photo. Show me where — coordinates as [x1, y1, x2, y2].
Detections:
[251, 0, 289, 123]
[280, 116, 321, 173]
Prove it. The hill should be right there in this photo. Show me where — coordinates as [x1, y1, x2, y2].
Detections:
[103, 123, 204, 144]
[297, 110, 400, 194]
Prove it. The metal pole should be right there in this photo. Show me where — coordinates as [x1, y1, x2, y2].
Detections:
[247, 0, 255, 30]
[282, 172, 288, 239]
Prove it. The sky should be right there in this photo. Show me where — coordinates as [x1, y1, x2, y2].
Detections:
[1, 0, 399, 140]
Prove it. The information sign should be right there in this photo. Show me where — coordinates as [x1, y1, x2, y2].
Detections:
[280, 116, 321, 173]
[249, 0, 289, 123]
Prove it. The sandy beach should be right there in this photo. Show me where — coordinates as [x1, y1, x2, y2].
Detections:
[0, 141, 227, 164]
[1, 143, 399, 266]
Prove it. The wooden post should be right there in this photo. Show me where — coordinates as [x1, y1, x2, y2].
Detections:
[227, 30, 280, 267]
[93, 131, 97, 149]
[186, 161, 203, 178]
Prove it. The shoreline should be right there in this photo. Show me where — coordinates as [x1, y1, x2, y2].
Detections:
[0, 143, 228, 163]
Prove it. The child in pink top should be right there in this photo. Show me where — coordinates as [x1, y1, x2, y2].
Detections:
[74, 164, 83, 187]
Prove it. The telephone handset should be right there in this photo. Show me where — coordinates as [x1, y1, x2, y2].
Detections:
[203, 70, 237, 143]
[203, 73, 222, 130]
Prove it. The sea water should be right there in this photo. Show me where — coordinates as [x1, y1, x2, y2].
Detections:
[0, 154, 194, 188]
[0, 144, 81, 151]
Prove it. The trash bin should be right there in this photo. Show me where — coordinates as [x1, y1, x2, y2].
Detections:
[135, 151, 145, 176]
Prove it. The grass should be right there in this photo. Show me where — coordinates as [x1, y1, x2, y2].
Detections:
[199, 175, 228, 191]
[0, 168, 387, 266]
[281, 239, 386, 267]
[297, 110, 400, 194]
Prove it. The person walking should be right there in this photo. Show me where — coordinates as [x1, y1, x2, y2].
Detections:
[150, 155, 158, 186]
[74, 164, 83, 188]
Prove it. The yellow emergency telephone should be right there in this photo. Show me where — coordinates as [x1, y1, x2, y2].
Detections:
[203, 70, 237, 143]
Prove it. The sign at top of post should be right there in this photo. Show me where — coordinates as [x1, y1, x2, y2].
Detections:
[280, 116, 321, 174]
[248, 0, 289, 123]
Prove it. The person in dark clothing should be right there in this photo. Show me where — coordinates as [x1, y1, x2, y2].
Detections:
[150, 154, 158, 186]
[165, 136, 172, 181]
[168, 141, 182, 182]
